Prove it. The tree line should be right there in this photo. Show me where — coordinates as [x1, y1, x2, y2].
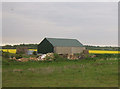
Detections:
[1, 44, 119, 51]
[2, 44, 38, 49]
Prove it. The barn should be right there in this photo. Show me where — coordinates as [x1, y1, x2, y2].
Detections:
[37, 38, 86, 54]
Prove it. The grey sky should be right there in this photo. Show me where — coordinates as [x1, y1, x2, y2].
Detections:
[2, 2, 118, 46]
[2, 0, 119, 2]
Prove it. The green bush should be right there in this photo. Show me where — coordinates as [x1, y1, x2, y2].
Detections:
[33, 51, 37, 55]
[10, 54, 15, 58]
[46, 56, 52, 61]
[2, 52, 10, 58]
[54, 53, 60, 59]
[53, 53, 68, 61]
[2, 52, 23, 59]
[15, 54, 22, 59]
[95, 54, 118, 59]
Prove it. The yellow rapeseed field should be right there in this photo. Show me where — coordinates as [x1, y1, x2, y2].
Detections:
[1, 49, 16, 54]
[0, 49, 120, 54]
[89, 50, 120, 54]
[0, 49, 37, 54]
[29, 49, 37, 51]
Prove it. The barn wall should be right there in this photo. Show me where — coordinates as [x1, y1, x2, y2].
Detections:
[71, 47, 86, 54]
[54, 47, 71, 54]
[37, 38, 54, 54]
[54, 47, 85, 54]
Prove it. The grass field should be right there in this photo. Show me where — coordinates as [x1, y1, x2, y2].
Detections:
[2, 57, 118, 87]
[0, 57, 2, 88]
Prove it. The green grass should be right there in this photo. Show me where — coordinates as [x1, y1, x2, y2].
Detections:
[2, 57, 118, 87]
[0, 56, 2, 88]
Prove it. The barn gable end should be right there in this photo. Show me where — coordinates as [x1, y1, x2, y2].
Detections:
[37, 38, 54, 54]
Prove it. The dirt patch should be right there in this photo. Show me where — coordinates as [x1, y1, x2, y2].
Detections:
[13, 69, 24, 72]
[27, 67, 55, 74]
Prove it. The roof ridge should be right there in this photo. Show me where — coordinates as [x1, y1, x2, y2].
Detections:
[46, 37, 77, 40]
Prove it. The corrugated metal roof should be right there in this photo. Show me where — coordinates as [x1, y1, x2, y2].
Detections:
[46, 38, 83, 47]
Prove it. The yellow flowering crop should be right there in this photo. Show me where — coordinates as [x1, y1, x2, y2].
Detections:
[1, 49, 16, 54]
[89, 50, 120, 54]
[1, 49, 37, 54]
[29, 49, 37, 51]
[0, 49, 120, 54]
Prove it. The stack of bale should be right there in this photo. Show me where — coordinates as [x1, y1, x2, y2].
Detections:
[37, 53, 54, 61]
[67, 54, 79, 60]
[17, 58, 29, 62]
[45, 53, 54, 61]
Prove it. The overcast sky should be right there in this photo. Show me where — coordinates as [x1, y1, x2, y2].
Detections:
[2, 2, 118, 46]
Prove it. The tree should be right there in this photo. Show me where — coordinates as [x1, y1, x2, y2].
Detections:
[33, 51, 37, 55]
